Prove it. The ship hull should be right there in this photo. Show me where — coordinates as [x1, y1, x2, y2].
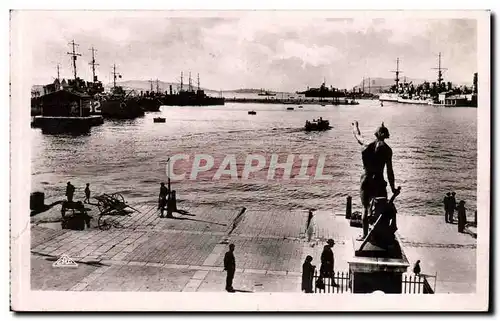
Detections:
[379, 93, 400, 102]
[100, 98, 145, 119]
[136, 98, 161, 112]
[162, 95, 225, 106]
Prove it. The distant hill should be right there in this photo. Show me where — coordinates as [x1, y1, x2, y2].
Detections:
[108, 80, 220, 94]
[227, 88, 275, 94]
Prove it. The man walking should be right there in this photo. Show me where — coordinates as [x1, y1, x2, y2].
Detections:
[224, 243, 236, 292]
[320, 239, 338, 286]
[352, 121, 398, 240]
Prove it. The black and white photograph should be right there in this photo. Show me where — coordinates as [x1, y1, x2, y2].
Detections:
[9, 9, 490, 311]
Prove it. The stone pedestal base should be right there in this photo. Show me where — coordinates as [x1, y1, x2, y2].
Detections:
[348, 236, 409, 293]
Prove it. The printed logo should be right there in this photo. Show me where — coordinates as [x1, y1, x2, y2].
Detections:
[52, 254, 78, 268]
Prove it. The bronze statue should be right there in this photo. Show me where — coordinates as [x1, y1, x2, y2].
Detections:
[352, 121, 400, 242]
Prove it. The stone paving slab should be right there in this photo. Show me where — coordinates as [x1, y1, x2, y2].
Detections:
[31, 226, 67, 248]
[103, 204, 240, 234]
[231, 209, 306, 239]
[213, 236, 304, 273]
[197, 271, 301, 293]
[124, 232, 221, 266]
[78, 265, 198, 292]
[31, 256, 99, 291]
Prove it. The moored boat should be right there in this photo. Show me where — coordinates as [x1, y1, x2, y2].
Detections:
[153, 117, 166, 123]
[162, 73, 225, 106]
[99, 65, 145, 119]
[304, 118, 332, 131]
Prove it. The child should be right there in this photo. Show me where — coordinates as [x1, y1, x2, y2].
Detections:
[84, 183, 91, 204]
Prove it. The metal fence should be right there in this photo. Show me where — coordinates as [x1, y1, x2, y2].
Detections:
[402, 273, 436, 294]
[312, 271, 436, 294]
[313, 271, 351, 293]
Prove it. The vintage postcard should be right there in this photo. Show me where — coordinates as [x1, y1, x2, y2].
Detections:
[10, 10, 490, 311]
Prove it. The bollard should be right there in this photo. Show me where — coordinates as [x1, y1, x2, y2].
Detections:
[171, 190, 178, 211]
[346, 196, 352, 219]
[474, 210, 477, 226]
[30, 191, 45, 211]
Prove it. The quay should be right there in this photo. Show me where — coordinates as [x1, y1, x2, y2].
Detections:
[225, 97, 359, 105]
[31, 200, 476, 293]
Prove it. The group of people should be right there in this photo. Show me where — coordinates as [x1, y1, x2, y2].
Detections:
[443, 192, 468, 233]
[301, 239, 337, 293]
[65, 181, 91, 204]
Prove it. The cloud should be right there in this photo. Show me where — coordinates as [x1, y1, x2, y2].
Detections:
[19, 11, 478, 91]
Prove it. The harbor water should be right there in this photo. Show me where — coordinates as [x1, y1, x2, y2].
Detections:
[31, 99, 477, 222]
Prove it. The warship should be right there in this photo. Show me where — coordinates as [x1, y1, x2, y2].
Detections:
[379, 55, 477, 107]
[99, 65, 145, 119]
[31, 41, 104, 134]
[296, 80, 345, 98]
[257, 89, 276, 96]
[162, 73, 225, 106]
[134, 79, 162, 112]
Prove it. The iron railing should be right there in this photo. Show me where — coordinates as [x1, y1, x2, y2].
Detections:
[311, 271, 436, 294]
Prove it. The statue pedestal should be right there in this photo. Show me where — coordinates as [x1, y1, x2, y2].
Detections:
[348, 235, 409, 293]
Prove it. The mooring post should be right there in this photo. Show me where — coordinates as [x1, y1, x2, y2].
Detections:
[346, 196, 352, 219]
[474, 210, 477, 226]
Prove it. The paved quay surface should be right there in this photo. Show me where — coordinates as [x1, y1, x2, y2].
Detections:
[31, 202, 477, 293]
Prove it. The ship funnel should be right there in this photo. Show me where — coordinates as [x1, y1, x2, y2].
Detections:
[169, 85, 173, 95]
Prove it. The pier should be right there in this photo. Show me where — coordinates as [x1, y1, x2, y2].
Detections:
[224, 97, 359, 105]
[31, 201, 476, 293]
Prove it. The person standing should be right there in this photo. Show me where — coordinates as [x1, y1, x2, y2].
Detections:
[224, 243, 236, 292]
[302, 255, 316, 293]
[65, 182, 75, 203]
[413, 260, 421, 276]
[449, 192, 457, 223]
[457, 200, 467, 233]
[443, 192, 451, 223]
[84, 183, 91, 204]
[158, 182, 168, 209]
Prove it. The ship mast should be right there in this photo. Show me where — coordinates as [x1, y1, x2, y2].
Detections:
[89, 46, 99, 82]
[150, 79, 154, 93]
[156, 79, 160, 93]
[112, 64, 121, 89]
[188, 72, 192, 92]
[197, 73, 200, 91]
[67, 40, 81, 81]
[432, 52, 447, 87]
[368, 77, 371, 94]
[180, 72, 183, 92]
[391, 57, 402, 90]
[56, 64, 60, 82]
[362, 77, 365, 93]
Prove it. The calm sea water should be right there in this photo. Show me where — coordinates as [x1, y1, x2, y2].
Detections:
[31, 99, 477, 222]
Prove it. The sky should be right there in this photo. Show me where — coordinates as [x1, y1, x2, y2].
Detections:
[17, 11, 478, 92]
